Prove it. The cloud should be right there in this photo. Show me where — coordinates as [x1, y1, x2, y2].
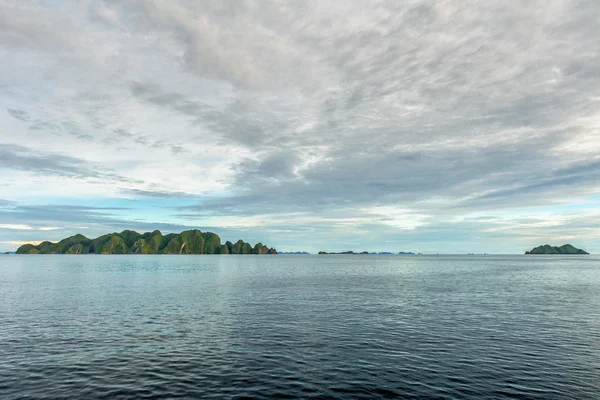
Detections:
[0, 224, 59, 231]
[120, 188, 197, 199]
[0, 199, 16, 208]
[0, 144, 136, 182]
[7, 108, 30, 122]
[0, 224, 36, 230]
[138, 0, 321, 89]
[1, 0, 600, 252]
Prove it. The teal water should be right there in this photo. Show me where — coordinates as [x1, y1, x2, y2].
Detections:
[1, 255, 600, 399]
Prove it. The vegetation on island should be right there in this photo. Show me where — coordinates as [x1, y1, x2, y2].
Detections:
[16, 230, 277, 255]
[525, 244, 589, 255]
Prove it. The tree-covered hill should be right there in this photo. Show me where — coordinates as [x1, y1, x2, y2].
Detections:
[16, 230, 277, 255]
[525, 244, 589, 255]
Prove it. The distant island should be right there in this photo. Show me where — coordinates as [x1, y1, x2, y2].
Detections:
[317, 251, 415, 255]
[318, 251, 370, 255]
[279, 251, 311, 254]
[368, 252, 415, 255]
[16, 230, 277, 255]
[525, 244, 589, 255]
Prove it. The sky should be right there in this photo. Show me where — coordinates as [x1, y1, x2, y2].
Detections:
[1, 0, 600, 254]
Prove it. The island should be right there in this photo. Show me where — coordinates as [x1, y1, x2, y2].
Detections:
[16, 229, 277, 255]
[318, 251, 416, 255]
[318, 251, 370, 255]
[525, 244, 589, 255]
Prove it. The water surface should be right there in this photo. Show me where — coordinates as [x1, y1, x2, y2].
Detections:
[1, 255, 599, 399]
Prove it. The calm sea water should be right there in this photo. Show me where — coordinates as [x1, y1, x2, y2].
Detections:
[1, 255, 599, 399]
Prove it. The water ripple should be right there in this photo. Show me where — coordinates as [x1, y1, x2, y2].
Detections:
[1, 255, 600, 399]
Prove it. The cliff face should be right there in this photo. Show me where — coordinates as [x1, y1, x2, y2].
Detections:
[525, 244, 589, 255]
[16, 230, 277, 255]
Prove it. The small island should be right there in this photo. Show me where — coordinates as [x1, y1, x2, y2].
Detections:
[318, 251, 416, 255]
[318, 251, 370, 255]
[16, 229, 277, 255]
[525, 244, 589, 255]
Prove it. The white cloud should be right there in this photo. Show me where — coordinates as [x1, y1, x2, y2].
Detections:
[0, 224, 60, 231]
[0, 224, 34, 230]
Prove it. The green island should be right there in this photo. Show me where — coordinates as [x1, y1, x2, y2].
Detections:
[525, 244, 589, 255]
[16, 230, 277, 255]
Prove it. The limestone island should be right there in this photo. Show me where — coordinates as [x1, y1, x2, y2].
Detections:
[525, 244, 589, 255]
[16, 230, 277, 255]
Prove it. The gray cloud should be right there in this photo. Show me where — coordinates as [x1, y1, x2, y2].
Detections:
[1, 1, 600, 252]
[461, 160, 600, 209]
[122, 0, 600, 213]
[120, 188, 197, 199]
[0, 199, 16, 208]
[0, 204, 137, 241]
[0, 144, 136, 182]
[7, 108, 30, 122]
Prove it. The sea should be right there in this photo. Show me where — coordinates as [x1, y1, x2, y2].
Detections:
[1, 254, 599, 399]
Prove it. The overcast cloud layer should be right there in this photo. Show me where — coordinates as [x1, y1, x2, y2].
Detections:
[1, 0, 600, 253]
